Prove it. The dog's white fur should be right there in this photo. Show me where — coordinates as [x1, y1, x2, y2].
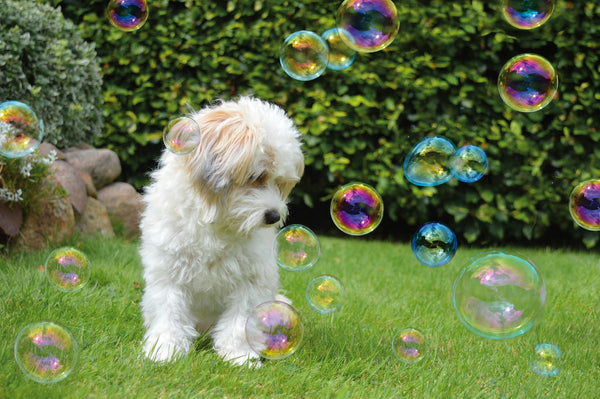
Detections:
[139, 97, 304, 366]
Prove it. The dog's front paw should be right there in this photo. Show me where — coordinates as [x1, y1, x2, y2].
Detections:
[142, 335, 189, 362]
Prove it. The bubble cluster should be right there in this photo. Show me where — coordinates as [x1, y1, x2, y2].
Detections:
[14, 321, 78, 383]
[498, 53, 558, 113]
[412, 222, 457, 268]
[45, 248, 91, 292]
[163, 116, 201, 155]
[306, 275, 346, 314]
[336, 0, 400, 53]
[245, 301, 303, 360]
[106, 0, 149, 32]
[274, 224, 320, 271]
[453, 251, 545, 339]
[330, 182, 383, 235]
[0, 101, 44, 159]
[451, 145, 488, 183]
[530, 343, 562, 377]
[569, 179, 600, 231]
[392, 328, 427, 364]
[403, 137, 456, 187]
[321, 28, 357, 71]
[502, 0, 555, 30]
[280, 31, 329, 81]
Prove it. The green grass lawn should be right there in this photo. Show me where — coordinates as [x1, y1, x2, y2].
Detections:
[0, 235, 598, 398]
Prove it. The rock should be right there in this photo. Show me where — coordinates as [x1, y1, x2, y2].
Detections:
[78, 171, 97, 198]
[97, 182, 143, 239]
[0, 202, 23, 237]
[38, 142, 65, 160]
[63, 148, 121, 190]
[52, 160, 87, 214]
[14, 183, 75, 252]
[74, 197, 115, 238]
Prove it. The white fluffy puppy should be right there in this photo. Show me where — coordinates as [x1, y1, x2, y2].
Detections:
[139, 97, 304, 366]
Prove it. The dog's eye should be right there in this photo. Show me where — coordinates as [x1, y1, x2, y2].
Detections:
[252, 171, 268, 185]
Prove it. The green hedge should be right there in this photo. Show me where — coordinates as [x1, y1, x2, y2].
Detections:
[0, 0, 103, 147]
[51, 0, 600, 246]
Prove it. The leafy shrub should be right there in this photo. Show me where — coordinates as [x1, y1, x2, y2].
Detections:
[54, 0, 600, 246]
[0, 0, 103, 147]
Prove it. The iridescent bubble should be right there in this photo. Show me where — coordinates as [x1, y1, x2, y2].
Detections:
[14, 321, 78, 383]
[306, 275, 346, 315]
[403, 137, 456, 187]
[336, 0, 400, 53]
[451, 145, 489, 183]
[0, 101, 44, 159]
[45, 247, 91, 292]
[452, 251, 545, 339]
[569, 179, 600, 231]
[330, 182, 383, 236]
[498, 53, 558, 112]
[321, 28, 357, 71]
[412, 222, 457, 268]
[392, 328, 427, 364]
[106, 0, 149, 32]
[274, 225, 320, 272]
[280, 31, 329, 81]
[502, 0, 555, 30]
[245, 301, 303, 360]
[530, 343, 562, 377]
[163, 116, 201, 155]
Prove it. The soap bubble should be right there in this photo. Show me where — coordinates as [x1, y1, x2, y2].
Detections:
[403, 137, 456, 187]
[14, 321, 78, 383]
[392, 328, 427, 364]
[451, 145, 488, 183]
[452, 251, 545, 339]
[245, 301, 303, 360]
[498, 53, 558, 112]
[280, 31, 329, 81]
[274, 225, 320, 272]
[569, 179, 600, 231]
[530, 343, 562, 377]
[0, 101, 44, 159]
[330, 182, 383, 236]
[163, 116, 201, 155]
[412, 222, 457, 268]
[306, 275, 346, 314]
[336, 0, 400, 53]
[502, 0, 555, 30]
[321, 28, 357, 71]
[45, 248, 91, 292]
[106, 0, 149, 32]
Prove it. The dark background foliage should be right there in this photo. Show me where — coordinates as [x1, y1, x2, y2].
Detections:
[37, 0, 600, 246]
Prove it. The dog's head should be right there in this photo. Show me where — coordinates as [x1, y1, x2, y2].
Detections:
[167, 97, 304, 233]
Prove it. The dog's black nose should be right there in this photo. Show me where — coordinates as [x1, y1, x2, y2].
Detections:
[264, 209, 281, 225]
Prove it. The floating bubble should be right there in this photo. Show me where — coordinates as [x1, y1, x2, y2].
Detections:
[321, 28, 357, 71]
[502, 0, 555, 30]
[530, 343, 562, 377]
[336, 0, 400, 53]
[412, 222, 457, 268]
[330, 182, 383, 236]
[0, 101, 44, 159]
[452, 251, 545, 339]
[498, 53, 558, 112]
[306, 275, 346, 314]
[280, 31, 329, 81]
[14, 321, 78, 383]
[403, 137, 456, 187]
[392, 328, 427, 364]
[451, 145, 489, 183]
[245, 301, 303, 360]
[569, 179, 600, 231]
[45, 247, 91, 292]
[163, 116, 201, 155]
[274, 225, 320, 272]
[106, 0, 149, 32]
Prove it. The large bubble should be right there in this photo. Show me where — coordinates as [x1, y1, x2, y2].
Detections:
[451, 145, 488, 183]
[569, 179, 600, 231]
[280, 31, 329, 81]
[392, 328, 427, 364]
[412, 222, 457, 267]
[45, 247, 91, 292]
[0, 101, 44, 159]
[452, 251, 545, 339]
[106, 0, 149, 32]
[330, 182, 383, 236]
[403, 137, 456, 187]
[501, 0, 555, 30]
[306, 275, 346, 315]
[274, 224, 320, 271]
[321, 28, 357, 71]
[162, 116, 201, 155]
